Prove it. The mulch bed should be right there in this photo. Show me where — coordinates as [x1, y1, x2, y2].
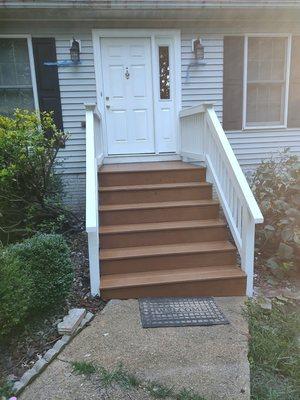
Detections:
[254, 254, 300, 298]
[0, 231, 106, 385]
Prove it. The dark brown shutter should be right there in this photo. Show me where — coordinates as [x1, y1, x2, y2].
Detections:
[288, 36, 300, 128]
[223, 36, 244, 131]
[32, 38, 63, 131]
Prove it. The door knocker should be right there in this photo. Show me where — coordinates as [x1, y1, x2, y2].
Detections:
[125, 67, 130, 79]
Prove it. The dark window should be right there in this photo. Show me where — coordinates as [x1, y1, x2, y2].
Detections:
[159, 46, 170, 100]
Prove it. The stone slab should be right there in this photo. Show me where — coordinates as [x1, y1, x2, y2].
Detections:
[57, 308, 86, 335]
[20, 298, 250, 400]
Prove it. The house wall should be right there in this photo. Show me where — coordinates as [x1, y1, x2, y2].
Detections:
[1, 21, 300, 211]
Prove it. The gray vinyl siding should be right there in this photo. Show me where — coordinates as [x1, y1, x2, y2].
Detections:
[226, 129, 300, 169]
[55, 34, 96, 174]
[181, 33, 223, 122]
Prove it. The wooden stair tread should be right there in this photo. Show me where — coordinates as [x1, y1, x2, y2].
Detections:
[101, 265, 245, 289]
[98, 161, 244, 298]
[100, 199, 218, 212]
[100, 240, 235, 260]
[100, 182, 210, 192]
[100, 161, 202, 173]
[100, 219, 226, 235]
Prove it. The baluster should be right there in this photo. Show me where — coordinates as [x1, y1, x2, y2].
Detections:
[237, 201, 242, 235]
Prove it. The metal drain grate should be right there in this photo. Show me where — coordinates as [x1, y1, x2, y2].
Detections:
[138, 297, 229, 328]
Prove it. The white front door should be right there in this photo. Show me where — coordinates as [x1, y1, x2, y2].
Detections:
[101, 37, 155, 155]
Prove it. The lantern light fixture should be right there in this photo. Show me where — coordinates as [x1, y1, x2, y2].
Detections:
[70, 37, 80, 63]
[192, 38, 204, 60]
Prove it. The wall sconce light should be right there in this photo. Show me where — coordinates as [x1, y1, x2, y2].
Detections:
[192, 38, 204, 60]
[70, 37, 80, 63]
[44, 38, 81, 67]
[185, 37, 206, 82]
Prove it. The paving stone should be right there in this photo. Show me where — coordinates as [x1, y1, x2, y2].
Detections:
[20, 368, 37, 386]
[57, 308, 86, 335]
[81, 311, 94, 326]
[53, 338, 68, 353]
[33, 358, 47, 373]
[74, 312, 94, 336]
[13, 381, 25, 394]
[44, 348, 58, 363]
[62, 334, 72, 344]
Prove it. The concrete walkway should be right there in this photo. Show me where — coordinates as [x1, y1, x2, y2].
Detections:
[20, 297, 250, 400]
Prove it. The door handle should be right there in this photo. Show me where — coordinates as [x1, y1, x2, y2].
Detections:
[106, 104, 110, 109]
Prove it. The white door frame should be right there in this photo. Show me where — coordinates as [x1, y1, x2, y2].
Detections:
[92, 29, 182, 160]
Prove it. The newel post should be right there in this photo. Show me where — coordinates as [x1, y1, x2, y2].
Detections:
[87, 230, 100, 296]
[85, 103, 100, 297]
[241, 208, 255, 297]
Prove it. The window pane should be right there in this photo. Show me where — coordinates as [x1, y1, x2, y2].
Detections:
[0, 38, 34, 115]
[246, 83, 284, 126]
[0, 88, 34, 116]
[246, 37, 287, 126]
[0, 39, 32, 86]
[248, 37, 286, 82]
[159, 46, 170, 100]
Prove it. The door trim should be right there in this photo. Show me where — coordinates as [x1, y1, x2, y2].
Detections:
[92, 29, 181, 159]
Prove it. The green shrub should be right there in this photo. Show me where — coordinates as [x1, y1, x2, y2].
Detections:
[0, 234, 74, 336]
[0, 247, 33, 336]
[251, 151, 300, 273]
[0, 109, 78, 244]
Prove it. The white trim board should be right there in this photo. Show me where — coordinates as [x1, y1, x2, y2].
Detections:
[103, 154, 182, 164]
[0, 34, 39, 112]
[92, 29, 181, 157]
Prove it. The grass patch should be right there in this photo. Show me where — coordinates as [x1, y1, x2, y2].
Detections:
[99, 363, 140, 389]
[245, 299, 300, 400]
[71, 361, 207, 399]
[72, 361, 97, 375]
[145, 381, 173, 398]
[176, 388, 206, 400]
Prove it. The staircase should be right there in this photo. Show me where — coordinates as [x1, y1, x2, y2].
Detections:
[99, 161, 246, 300]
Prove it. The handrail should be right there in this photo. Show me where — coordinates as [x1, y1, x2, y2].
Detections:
[179, 102, 214, 118]
[179, 103, 263, 296]
[85, 103, 103, 296]
[206, 107, 263, 224]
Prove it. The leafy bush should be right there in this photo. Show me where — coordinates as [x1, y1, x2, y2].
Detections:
[0, 247, 33, 336]
[0, 109, 78, 244]
[251, 151, 300, 273]
[0, 234, 74, 336]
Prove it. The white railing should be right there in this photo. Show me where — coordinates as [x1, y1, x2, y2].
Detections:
[180, 103, 264, 296]
[85, 103, 104, 296]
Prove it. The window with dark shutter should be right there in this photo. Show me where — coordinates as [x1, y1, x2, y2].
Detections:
[32, 38, 63, 131]
[223, 36, 244, 131]
[288, 36, 300, 128]
[245, 36, 289, 128]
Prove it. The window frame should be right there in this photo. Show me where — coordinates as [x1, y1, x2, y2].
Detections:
[242, 34, 292, 130]
[0, 34, 39, 113]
